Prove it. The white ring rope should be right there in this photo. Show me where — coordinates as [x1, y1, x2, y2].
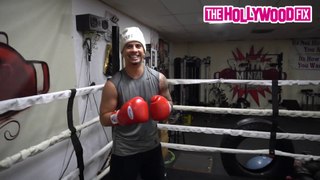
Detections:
[94, 166, 110, 180]
[1, 79, 320, 176]
[64, 139, 320, 180]
[61, 141, 113, 180]
[1, 79, 320, 115]
[88, 140, 320, 179]
[161, 142, 320, 161]
[168, 79, 320, 86]
[2, 119, 319, 172]
[158, 124, 320, 142]
[174, 105, 320, 118]
[0, 84, 104, 114]
[0, 117, 100, 170]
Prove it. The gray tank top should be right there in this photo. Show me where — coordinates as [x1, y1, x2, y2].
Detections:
[109, 66, 160, 156]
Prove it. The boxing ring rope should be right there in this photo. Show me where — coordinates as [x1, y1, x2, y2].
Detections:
[157, 124, 320, 142]
[2, 119, 319, 171]
[174, 105, 320, 118]
[63, 140, 320, 179]
[3, 102, 320, 119]
[61, 129, 320, 180]
[1, 79, 320, 178]
[1, 79, 320, 114]
[0, 84, 104, 114]
[160, 142, 320, 161]
[167, 79, 320, 86]
[61, 141, 113, 180]
[0, 117, 100, 170]
[89, 140, 320, 180]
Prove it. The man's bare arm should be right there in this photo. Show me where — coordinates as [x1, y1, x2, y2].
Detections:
[99, 80, 118, 126]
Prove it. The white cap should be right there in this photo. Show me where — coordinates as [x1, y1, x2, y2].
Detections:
[120, 27, 146, 52]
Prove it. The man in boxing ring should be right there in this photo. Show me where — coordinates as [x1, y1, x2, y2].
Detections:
[99, 26, 173, 180]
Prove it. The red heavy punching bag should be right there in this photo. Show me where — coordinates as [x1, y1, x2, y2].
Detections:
[0, 32, 50, 119]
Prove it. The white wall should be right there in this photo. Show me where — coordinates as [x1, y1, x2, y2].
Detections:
[0, 0, 159, 179]
[0, 0, 81, 179]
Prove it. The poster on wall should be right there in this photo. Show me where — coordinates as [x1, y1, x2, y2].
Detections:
[292, 39, 320, 70]
[214, 45, 286, 107]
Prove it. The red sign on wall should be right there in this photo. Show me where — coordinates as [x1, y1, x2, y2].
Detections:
[214, 45, 286, 106]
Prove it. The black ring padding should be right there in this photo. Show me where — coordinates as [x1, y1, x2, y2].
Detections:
[270, 80, 279, 155]
[67, 89, 84, 180]
[220, 117, 295, 179]
[67, 89, 77, 133]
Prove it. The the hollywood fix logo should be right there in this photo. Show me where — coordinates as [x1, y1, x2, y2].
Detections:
[214, 46, 286, 106]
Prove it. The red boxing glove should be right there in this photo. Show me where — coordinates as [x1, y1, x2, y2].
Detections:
[150, 95, 171, 121]
[110, 97, 149, 125]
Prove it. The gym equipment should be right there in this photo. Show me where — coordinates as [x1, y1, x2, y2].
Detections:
[173, 56, 211, 106]
[220, 118, 295, 179]
[246, 155, 272, 170]
[76, 14, 109, 33]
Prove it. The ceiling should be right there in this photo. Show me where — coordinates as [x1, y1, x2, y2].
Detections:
[101, 0, 320, 43]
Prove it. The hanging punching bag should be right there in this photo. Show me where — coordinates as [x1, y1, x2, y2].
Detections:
[0, 32, 50, 119]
